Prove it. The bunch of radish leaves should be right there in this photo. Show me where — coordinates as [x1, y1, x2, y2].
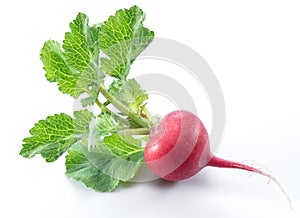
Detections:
[20, 5, 155, 192]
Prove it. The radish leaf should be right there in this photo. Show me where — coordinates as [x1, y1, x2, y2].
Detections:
[20, 5, 154, 192]
[40, 13, 103, 106]
[100, 5, 154, 80]
[20, 110, 94, 162]
[111, 79, 148, 115]
[65, 135, 144, 191]
[65, 142, 119, 192]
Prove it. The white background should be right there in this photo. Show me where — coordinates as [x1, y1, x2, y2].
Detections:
[1, 0, 300, 217]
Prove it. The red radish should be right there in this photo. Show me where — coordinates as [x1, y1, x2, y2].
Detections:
[144, 110, 291, 207]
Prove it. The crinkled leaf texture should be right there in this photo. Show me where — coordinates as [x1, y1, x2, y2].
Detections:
[95, 113, 126, 136]
[108, 78, 148, 119]
[20, 110, 94, 162]
[88, 113, 127, 148]
[65, 135, 144, 192]
[65, 141, 119, 192]
[40, 13, 103, 106]
[100, 5, 154, 80]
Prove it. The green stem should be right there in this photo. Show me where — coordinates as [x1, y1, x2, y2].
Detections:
[95, 99, 103, 109]
[103, 100, 110, 106]
[95, 99, 111, 113]
[98, 84, 150, 128]
[119, 128, 150, 136]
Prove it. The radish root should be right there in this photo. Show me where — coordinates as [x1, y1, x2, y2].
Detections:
[256, 168, 293, 211]
[208, 156, 293, 210]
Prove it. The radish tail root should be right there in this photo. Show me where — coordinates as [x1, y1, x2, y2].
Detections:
[207, 156, 293, 210]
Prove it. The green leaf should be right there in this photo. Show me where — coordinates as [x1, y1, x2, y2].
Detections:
[112, 79, 148, 114]
[85, 134, 144, 182]
[102, 134, 144, 181]
[65, 133, 144, 192]
[96, 113, 125, 136]
[103, 134, 144, 158]
[20, 110, 94, 162]
[23, 7, 155, 193]
[108, 79, 123, 96]
[80, 96, 98, 107]
[40, 13, 103, 106]
[65, 134, 144, 191]
[65, 142, 119, 192]
[41, 40, 79, 94]
[73, 110, 95, 133]
[87, 113, 126, 150]
[63, 14, 100, 71]
[100, 5, 154, 79]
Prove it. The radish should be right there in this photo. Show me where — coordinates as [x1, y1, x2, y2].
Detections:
[144, 110, 292, 207]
